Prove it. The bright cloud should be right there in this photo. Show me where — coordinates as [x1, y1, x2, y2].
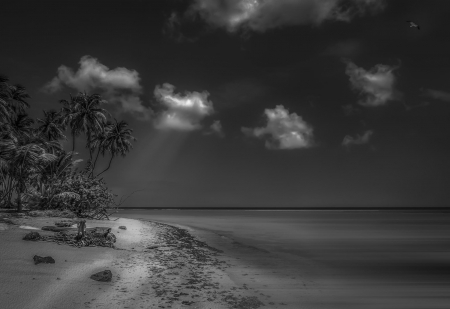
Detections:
[42, 56, 149, 119]
[242, 105, 313, 150]
[342, 130, 373, 147]
[183, 0, 385, 32]
[153, 83, 214, 131]
[344, 59, 400, 107]
[422, 88, 450, 102]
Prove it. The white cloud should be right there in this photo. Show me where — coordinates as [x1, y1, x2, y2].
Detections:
[422, 88, 450, 102]
[342, 130, 373, 147]
[184, 0, 385, 32]
[153, 83, 214, 131]
[242, 105, 313, 150]
[344, 59, 400, 107]
[42, 56, 150, 119]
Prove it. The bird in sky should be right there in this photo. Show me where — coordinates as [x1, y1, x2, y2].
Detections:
[407, 21, 420, 30]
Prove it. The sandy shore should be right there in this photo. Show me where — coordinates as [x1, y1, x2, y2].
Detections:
[0, 213, 307, 309]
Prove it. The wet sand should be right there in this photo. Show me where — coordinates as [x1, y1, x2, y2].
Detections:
[117, 209, 450, 309]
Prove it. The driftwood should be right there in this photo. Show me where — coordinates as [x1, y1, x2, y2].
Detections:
[75, 220, 86, 241]
[31, 224, 116, 248]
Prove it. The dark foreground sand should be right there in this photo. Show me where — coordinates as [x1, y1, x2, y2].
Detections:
[0, 213, 314, 309]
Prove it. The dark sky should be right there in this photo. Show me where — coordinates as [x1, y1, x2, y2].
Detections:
[2, 0, 450, 208]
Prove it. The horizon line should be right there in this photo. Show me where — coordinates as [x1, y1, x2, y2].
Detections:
[117, 206, 450, 211]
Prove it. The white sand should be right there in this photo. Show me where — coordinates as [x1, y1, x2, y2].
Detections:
[0, 215, 287, 309]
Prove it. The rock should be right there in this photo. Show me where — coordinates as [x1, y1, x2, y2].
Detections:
[23, 232, 41, 241]
[33, 255, 55, 265]
[90, 270, 112, 282]
[118, 226, 127, 230]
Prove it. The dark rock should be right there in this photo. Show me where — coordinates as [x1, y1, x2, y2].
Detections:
[23, 232, 40, 241]
[118, 226, 127, 230]
[90, 270, 112, 282]
[33, 255, 55, 265]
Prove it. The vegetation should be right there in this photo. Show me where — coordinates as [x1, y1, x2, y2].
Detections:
[0, 75, 137, 218]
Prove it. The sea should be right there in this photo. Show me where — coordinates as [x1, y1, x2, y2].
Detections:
[116, 208, 450, 308]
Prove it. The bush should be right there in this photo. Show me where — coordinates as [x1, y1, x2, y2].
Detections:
[28, 209, 77, 218]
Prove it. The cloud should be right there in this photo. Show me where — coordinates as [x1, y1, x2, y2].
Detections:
[422, 88, 450, 102]
[344, 59, 401, 107]
[42, 56, 150, 119]
[182, 0, 385, 33]
[342, 130, 373, 147]
[162, 12, 199, 43]
[204, 120, 225, 137]
[242, 105, 313, 150]
[153, 83, 214, 131]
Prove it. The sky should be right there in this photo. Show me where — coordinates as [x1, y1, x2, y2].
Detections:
[1, 0, 450, 208]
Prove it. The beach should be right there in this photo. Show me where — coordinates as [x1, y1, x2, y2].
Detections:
[1, 209, 450, 309]
[0, 212, 298, 309]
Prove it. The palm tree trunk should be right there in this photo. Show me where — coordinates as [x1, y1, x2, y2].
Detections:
[72, 131, 75, 152]
[87, 129, 93, 161]
[96, 155, 114, 177]
[16, 185, 22, 213]
[90, 147, 101, 178]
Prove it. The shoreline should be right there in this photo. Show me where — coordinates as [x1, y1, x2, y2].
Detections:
[0, 213, 303, 309]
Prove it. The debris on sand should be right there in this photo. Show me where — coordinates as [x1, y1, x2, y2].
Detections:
[90, 270, 112, 282]
[24, 227, 117, 248]
[118, 226, 127, 230]
[33, 255, 55, 265]
[54, 220, 74, 227]
[222, 295, 265, 309]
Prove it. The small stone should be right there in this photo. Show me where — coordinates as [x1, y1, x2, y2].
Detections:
[118, 226, 127, 230]
[90, 270, 112, 282]
[33, 255, 55, 265]
[23, 232, 40, 241]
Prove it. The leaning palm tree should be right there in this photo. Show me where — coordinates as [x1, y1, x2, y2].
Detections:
[88, 120, 113, 177]
[96, 119, 136, 177]
[36, 109, 66, 142]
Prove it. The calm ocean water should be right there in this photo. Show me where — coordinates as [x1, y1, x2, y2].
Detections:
[116, 209, 450, 308]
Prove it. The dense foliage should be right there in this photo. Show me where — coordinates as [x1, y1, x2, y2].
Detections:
[0, 75, 136, 217]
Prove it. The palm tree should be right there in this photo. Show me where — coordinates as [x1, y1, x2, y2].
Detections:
[0, 75, 12, 123]
[88, 121, 112, 177]
[0, 138, 57, 212]
[60, 92, 109, 157]
[6, 113, 35, 141]
[36, 109, 66, 142]
[96, 119, 136, 177]
[59, 95, 77, 151]
[0, 75, 30, 123]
